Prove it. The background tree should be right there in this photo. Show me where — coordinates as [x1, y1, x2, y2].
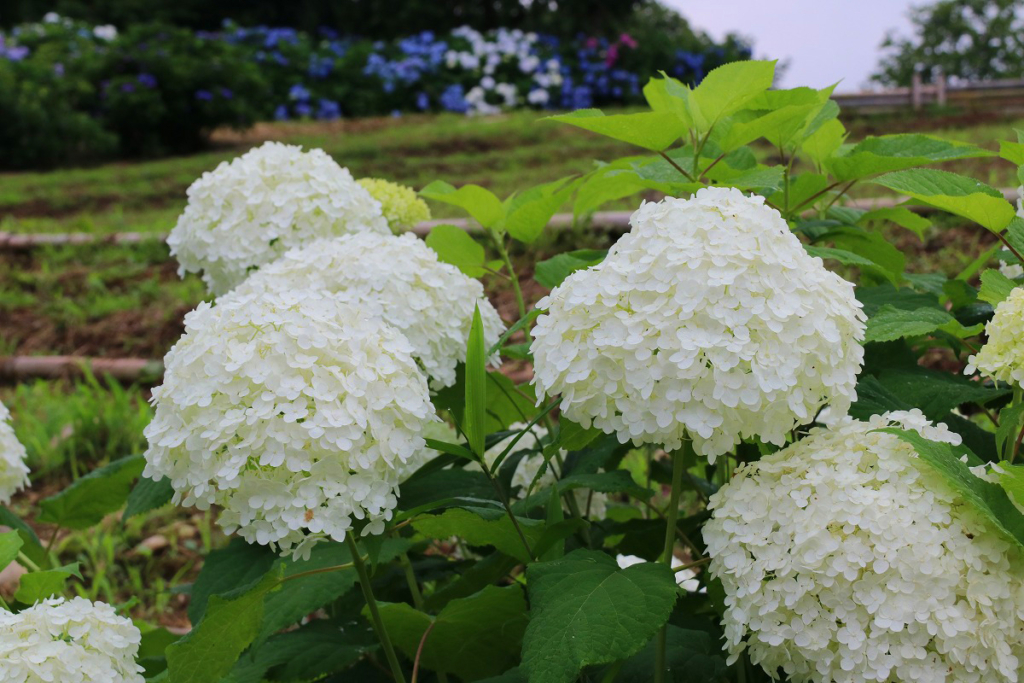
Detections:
[873, 0, 1024, 86]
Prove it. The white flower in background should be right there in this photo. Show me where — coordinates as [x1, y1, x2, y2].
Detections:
[527, 89, 550, 106]
[473, 422, 608, 518]
[531, 188, 866, 460]
[0, 597, 145, 683]
[966, 286, 1024, 387]
[999, 262, 1024, 279]
[42, 12, 60, 22]
[480, 75, 496, 90]
[92, 25, 117, 41]
[167, 141, 388, 295]
[233, 232, 504, 389]
[704, 410, 1024, 683]
[398, 420, 459, 481]
[0, 400, 29, 504]
[615, 554, 701, 592]
[143, 288, 435, 556]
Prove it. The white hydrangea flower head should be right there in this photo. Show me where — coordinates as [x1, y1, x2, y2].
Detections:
[966, 286, 1024, 387]
[168, 141, 389, 295]
[0, 597, 144, 683]
[234, 232, 504, 389]
[999, 262, 1023, 280]
[474, 422, 608, 518]
[398, 419, 459, 481]
[356, 178, 431, 233]
[704, 410, 1024, 683]
[531, 187, 866, 460]
[0, 400, 30, 504]
[143, 288, 435, 556]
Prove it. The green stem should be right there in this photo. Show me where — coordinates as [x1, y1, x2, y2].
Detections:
[16, 551, 40, 573]
[655, 439, 690, 683]
[0, 593, 9, 611]
[490, 231, 530, 342]
[347, 536, 408, 683]
[399, 552, 425, 610]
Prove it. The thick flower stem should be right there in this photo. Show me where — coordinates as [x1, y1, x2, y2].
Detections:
[655, 440, 690, 683]
[347, 536, 408, 683]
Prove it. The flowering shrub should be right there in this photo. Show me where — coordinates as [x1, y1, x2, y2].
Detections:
[10, 57, 1024, 683]
[0, 15, 750, 167]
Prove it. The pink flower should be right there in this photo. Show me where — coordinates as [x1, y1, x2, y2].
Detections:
[619, 33, 638, 49]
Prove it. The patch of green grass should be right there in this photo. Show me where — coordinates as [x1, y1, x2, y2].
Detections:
[2, 372, 152, 479]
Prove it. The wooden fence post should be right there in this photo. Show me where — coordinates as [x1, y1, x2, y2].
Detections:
[911, 72, 923, 110]
[936, 68, 946, 106]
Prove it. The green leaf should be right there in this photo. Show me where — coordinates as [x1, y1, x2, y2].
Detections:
[124, 475, 174, 521]
[872, 367, 1010, 421]
[642, 73, 694, 129]
[226, 620, 377, 683]
[979, 269, 1017, 306]
[188, 539, 278, 624]
[504, 177, 579, 243]
[689, 60, 776, 131]
[379, 585, 529, 681]
[819, 226, 905, 284]
[870, 169, 1016, 232]
[0, 507, 40, 547]
[999, 140, 1024, 166]
[573, 167, 646, 218]
[465, 306, 488, 458]
[996, 404, 1024, 461]
[616, 625, 728, 683]
[0, 529, 22, 569]
[167, 566, 283, 683]
[858, 207, 931, 239]
[412, 507, 543, 563]
[720, 103, 820, 152]
[420, 181, 504, 228]
[802, 118, 846, 167]
[806, 245, 878, 270]
[998, 463, 1024, 510]
[864, 305, 958, 343]
[545, 110, 688, 152]
[556, 418, 604, 452]
[534, 250, 606, 289]
[426, 225, 489, 277]
[878, 429, 1024, 548]
[522, 550, 677, 683]
[15, 563, 81, 603]
[38, 455, 145, 530]
[830, 135, 993, 182]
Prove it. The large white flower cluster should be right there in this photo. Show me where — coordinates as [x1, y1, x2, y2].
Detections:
[531, 187, 866, 460]
[704, 410, 1024, 683]
[233, 232, 504, 389]
[0, 597, 144, 683]
[0, 400, 29, 504]
[966, 286, 1024, 387]
[476, 422, 607, 518]
[167, 141, 388, 295]
[142, 288, 435, 556]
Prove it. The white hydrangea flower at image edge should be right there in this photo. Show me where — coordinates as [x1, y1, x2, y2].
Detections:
[530, 187, 866, 461]
[471, 422, 608, 518]
[704, 410, 1024, 683]
[0, 597, 145, 683]
[234, 232, 505, 389]
[966, 286, 1024, 388]
[142, 288, 436, 559]
[0, 399, 30, 504]
[167, 141, 389, 296]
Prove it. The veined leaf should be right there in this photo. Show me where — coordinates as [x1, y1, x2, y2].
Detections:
[14, 563, 81, 603]
[124, 475, 174, 521]
[412, 507, 543, 563]
[426, 224, 489, 277]
[858, 206, 931, 238]
[521, 550, 678, 683]
[545, 110, 687, 152]
[39, 455, 145, 530]
[465, 306, 488, 457]
[534, 250, 606, 289]
[420, 181, 504, 228]
[830, 135, 993, 182]
[689, 60, 776, 131]
[978, 269, 1017, 306]
[870, 169, 1015, 232]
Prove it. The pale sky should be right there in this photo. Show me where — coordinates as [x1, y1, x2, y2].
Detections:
[666, 1, 921, 92]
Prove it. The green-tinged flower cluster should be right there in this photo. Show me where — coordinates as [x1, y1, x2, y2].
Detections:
[966, 287, 1024, 387]
[358, 177, 432, 233]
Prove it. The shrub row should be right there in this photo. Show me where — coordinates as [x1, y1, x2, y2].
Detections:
[0, 14, 751, 169]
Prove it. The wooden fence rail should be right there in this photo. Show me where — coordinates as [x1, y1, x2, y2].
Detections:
[834, 77, 1024, 115]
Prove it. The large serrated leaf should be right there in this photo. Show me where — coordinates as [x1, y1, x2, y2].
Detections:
[420, 181, 504, 228]
[870, 169, 1016, 231]
[124, 475, 174, 521]
[378, 585, 529, 681]
[829, 134, 993, 181]
[521, 550, 677, 683]
[545, 110, 688, 152]
[39, 455, 145, 529]
[425, 224, 488, 277]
